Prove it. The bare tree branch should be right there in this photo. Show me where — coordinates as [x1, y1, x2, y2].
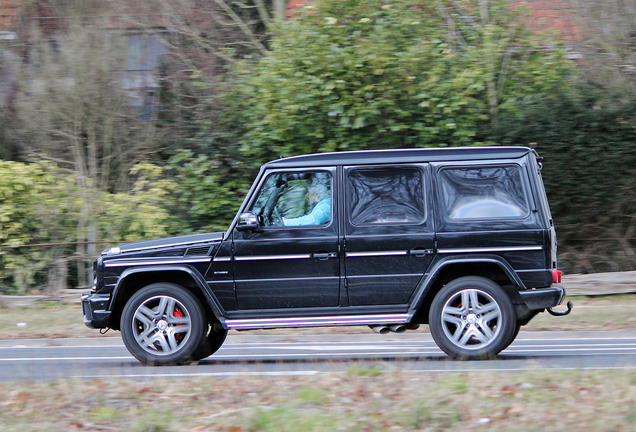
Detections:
[253, 0, 272, 26]
[214, 0, 268, 55]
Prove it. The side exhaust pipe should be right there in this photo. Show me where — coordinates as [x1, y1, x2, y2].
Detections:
[370, 324, 414, 334]
[369, 325, 390, 334]
[389, 324, 406, 333]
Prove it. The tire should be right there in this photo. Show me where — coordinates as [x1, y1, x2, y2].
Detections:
[502, 322, 521, 352]
[120, 283, 207, 366]
[192, 327, 228, 361]
[429, 276, 516, 360]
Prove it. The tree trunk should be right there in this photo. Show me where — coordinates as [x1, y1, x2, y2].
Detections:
[274, 0, 286, 21]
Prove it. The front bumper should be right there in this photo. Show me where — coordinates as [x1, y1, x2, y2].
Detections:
[519, 286, 566, 310]
[81, 292, 112, 329]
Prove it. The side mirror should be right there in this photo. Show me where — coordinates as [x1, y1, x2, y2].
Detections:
[237, 211, 259, 232]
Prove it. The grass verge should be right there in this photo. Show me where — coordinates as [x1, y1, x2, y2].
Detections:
[0, 294, 634, 340]
[1, 369, 636, 431]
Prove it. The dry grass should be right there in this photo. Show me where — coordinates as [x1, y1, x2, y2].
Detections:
[0, 294, 634, 340]
[524, 294, 636, 332]
[1, 369, 636, 431]
[0, 302, 100, 339]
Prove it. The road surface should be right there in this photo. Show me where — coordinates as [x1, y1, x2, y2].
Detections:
[1, 331, 635, 382]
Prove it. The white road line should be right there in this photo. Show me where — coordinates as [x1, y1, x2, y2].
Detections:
[262, 343, 636, 351]
[71, 371, 323, 378]
[2, 338, 636, 350]
[0, 345, 124, 350]
[5, 346, 636, 362]
[504, 347, 636, 353]
[0, 356, 133, 361]
[409, 366, 636, 373]
[205, 348, 636, 357]
[5, 342, 636, 353]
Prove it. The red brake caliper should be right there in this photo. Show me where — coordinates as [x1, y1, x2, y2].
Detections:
[173, 307, 185, 342]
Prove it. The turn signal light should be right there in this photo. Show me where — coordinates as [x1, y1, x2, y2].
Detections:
[552, 269, 562, 284]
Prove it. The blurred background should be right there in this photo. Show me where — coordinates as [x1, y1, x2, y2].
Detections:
[1, 0, 635, 295]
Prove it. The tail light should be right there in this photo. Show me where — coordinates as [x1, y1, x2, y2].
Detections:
[552, 269, 562, 284]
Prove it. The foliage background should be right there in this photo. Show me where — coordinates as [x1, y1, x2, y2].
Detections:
[0, 161, 179, 293]
[491, 85, 636, 273]
[234, 0, 573, 164]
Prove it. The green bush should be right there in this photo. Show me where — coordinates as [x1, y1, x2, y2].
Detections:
[166, 150, 251, 233]
[97, 163, 181, 242]
[0, 161, 76, 293]
[0, 161, 181, 293]
[232, 0, 573, 165]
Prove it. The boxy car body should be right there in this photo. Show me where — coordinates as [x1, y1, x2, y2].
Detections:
[82, 147, 570, 364]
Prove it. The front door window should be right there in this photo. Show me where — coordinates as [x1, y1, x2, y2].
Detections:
[251, 171, 332, 227]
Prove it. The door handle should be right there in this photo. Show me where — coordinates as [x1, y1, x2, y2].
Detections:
[313, 252, 337, 260]
[409, 249, 434, 257]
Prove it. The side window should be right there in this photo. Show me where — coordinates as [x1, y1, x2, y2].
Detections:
[251, 171, 332, 227]
[348, 167, 425, 226]
[439, 165, 529, 220]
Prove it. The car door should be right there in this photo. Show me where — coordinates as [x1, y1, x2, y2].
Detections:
[343, 164, 435, 306]
[232, 167, 340, 310]
[433, 160, 548, 288]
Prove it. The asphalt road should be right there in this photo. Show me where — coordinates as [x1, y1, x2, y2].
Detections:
[1, 330, 636, 382]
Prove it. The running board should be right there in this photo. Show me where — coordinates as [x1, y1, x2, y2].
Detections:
[224, 314, 410, 330]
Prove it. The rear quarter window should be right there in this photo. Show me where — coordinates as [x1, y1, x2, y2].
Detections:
[439, 165, 529, 220]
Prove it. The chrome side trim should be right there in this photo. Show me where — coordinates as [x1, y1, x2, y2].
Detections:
[104, 238, 222, 255]
[437, 246, 543, 254]
[235, 276, 339, 284]
[346, 251, 408, 258]
[225, 313, 409, 329]
[213, 257, 232, 262]
[235, 254, 312, 261]
[104, 257, 212, 268]
[346, 273, 423, 279]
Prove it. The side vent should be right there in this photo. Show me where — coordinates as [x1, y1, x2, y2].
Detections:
[185, 246, 211, 256]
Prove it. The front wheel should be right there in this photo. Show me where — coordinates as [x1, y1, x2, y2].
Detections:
[429, 277, 516, 360]
[192, 328, 228, 360]
[121, 283, 207, 365]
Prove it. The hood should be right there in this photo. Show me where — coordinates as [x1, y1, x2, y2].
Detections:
[102, 232, 225, 256]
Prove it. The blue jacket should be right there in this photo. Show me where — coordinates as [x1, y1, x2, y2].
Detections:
[283, 198, 331, 226]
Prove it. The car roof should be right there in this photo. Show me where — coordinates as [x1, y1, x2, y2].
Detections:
[263, 146, 533, 169]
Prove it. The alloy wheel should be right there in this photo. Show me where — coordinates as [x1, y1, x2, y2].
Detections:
[132, 295, 192, 356]
[440, 288, 502, 350]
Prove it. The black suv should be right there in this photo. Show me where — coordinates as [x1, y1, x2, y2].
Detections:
[82, 147, 571, 365]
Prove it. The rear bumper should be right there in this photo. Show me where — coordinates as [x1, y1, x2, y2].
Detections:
[81, 292, 112, 329]
[519, 286, 565, 310]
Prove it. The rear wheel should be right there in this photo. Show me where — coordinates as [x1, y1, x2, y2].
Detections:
[429, 276, 516, 360]
[121, 283, 207, 365]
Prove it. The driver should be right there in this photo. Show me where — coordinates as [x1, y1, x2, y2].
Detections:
[283, 184, 331, 226]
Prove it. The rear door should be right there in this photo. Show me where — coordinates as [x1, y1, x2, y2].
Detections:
[343, 164, 435, 306]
